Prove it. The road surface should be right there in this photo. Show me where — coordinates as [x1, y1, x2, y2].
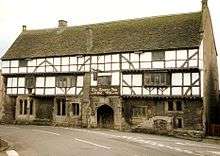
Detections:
[0, 125, 220, 156]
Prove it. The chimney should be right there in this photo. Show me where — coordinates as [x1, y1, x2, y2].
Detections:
[202, 0, 208, 9]
[22, 25, 27, 32]
[58, 20, 67, 28]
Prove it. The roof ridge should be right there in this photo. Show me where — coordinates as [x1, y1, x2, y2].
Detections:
[23, 11, 201, 33]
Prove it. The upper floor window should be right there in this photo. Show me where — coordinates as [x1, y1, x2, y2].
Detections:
[19, 59, 28, 67]
[55, 76, 76, 88]
[25, 76, 35, 89]
[152, 51, 165, 61]
[97, 76, 111, 86]
[144, 72, 170, 86]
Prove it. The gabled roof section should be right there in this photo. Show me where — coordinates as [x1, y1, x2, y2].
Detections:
[2, 12, 202, 60]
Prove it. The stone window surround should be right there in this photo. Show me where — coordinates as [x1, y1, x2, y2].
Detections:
[166, 100, 183, 113]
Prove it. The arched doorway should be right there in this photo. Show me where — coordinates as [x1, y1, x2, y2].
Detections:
[97, 105, 114, 128]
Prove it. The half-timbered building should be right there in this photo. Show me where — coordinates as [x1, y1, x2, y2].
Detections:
[0, 0, 219, 136]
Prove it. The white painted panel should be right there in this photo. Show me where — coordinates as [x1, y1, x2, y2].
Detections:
[85, 65, 90, 71]
[143, 88, 150, 95]
[18, 78, 25, 87]
[112, 54, 119, 62]
[177, 50, 187, 60]
[45, 88, 55, 95]
[36, 88, 44, 95]
[184, 73, 190, 86]
[133, 74, 142, 86]
[189, 49, 198, 57]
[165, 61, 175, 68]
[183, 87, 191, 96]
[151, 88, 157, 95]
[11, 68, 18, 73]
[192, 73, 199, 85]
[165, 51, 175, 60]
[54, 58, 61, 65]
[28, 67, 35, 73]
[76, 88, 82, 95]
[91, 74, 97, 86]
[54, 66, 60, 72]
[130, 53, 139, 62]
[140, 52, 151, 61]
[122, 54, 129, 62]
[77, 76, 83, 87]
[122, 62, 129, 70]
[177, 60, 185, 67]
[56, 88, 64, 94]
[163, 88, 170, 95]
[2, 61, 10, 67]
[67, 87, 75, 95]
[12, 77, 17, 87]
[45, 77, 55, 87]
[70, 57, 77, 64]
[98, 56, 104, 63]
[123, 87, 131, 95]
[105, 64, 111, 71]
[19, 67, 26, 73]
[46, 58, 53, 64]
[140, 62, 151, 69]
[7, 78, 12, 87]
[112, 72, 119, 85]
[98, 64, 104, 71]
[91, 64, 97, 71]
[172, 73, 182, 86]
[61, 66, 69, 72]
[105, 55, 111, 63]
[36, 66, 45, 73]
[91, 56, 97, 63]
[112, 63, 119, 70]
[2, 68, 9, 74]
[78, 57, 84, 64]
[132, 62, 139, 69]
[62, 57, 69, 65]
[98, 72, 111, 76]
[85, 56, 90, 64]
[133, 87, 141, 95]
[152, 61, 164, 68]
[189, 60, 198, 67]
[158, 89, 163, 95]
[46, 66, 54, 72]
[7, 88, 11, 94]
[28, 59, 36, 66]
[37, 59, 45, 66]
[11, 60, 19, 67]
[12, 88, 17, 94]
[123, 75, 131, 86]
[172, 87, 182, 95]
[18, 88, 25, 94]
[192, 87, 199, 95]
[70, 65, 77, 71]
[36, 77, 45, 87]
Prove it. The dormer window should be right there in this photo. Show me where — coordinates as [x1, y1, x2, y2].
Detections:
[19, 59, 28, 67]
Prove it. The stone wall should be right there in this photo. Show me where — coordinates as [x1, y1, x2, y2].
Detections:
[122, 98, 203, 134]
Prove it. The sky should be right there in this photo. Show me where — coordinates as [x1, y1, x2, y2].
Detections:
[0, 0, 220, 75]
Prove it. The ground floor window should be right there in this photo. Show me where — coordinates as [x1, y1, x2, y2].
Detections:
[72, 103, 80, 116]
[168, 101, 174, 111]
[132, 107, 146, 117]
[176, 118, 183, 128]
[56, 98, 66, 116]
[19, 99, 34, 115]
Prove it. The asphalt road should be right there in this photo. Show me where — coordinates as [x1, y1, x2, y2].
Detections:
[0, 125, 220, 156]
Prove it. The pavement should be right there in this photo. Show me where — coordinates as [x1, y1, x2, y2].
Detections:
[0, 125, 220, 156]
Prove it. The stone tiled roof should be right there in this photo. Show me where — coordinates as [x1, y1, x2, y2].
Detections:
[2, 12, 202, 60]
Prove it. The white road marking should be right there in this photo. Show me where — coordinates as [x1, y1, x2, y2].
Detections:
[6, 150, 19, 156]
[32, 129, 60, 136]
[75, 138, 111, 150]
[208, 151, 220, 155]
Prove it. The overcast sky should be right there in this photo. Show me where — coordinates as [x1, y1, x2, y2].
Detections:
[0, 0, 220, 75]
